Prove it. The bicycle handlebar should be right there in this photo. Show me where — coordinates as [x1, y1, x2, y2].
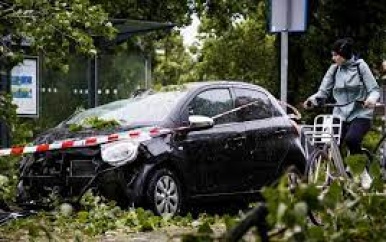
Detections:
[305, 98, 384, 109]
[323, 100, 364, 108]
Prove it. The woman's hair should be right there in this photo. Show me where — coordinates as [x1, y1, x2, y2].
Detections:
[332, 37, 354, 60]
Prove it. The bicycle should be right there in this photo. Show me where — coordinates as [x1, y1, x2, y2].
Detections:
[302, 101, 353, 189]
[305, 100, 385, 184]
[302, 99, 386, 225]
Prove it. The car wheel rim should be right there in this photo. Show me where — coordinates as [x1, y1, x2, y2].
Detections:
[154, 175, 179, 216]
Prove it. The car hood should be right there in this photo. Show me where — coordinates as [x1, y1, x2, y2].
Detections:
[33, 123, 160, 145]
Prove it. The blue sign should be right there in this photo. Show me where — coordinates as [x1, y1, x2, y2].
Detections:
[11, 57, 39, 117]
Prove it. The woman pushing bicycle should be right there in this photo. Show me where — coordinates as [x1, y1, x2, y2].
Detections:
[304, 37, 380, 155]
[303, 38, 380, 188]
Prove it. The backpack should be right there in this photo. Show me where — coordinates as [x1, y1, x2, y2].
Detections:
[330, 63, 367, 98]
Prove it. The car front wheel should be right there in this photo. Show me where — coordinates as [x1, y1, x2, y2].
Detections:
[145, 168, 182, 216]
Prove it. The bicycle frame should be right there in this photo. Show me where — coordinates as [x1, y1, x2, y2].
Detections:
[302, 114, 349, 183]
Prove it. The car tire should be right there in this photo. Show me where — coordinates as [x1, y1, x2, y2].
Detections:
[145, 168, 182, 216]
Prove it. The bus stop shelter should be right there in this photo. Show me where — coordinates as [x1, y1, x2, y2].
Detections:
[88, 19, 175, 107]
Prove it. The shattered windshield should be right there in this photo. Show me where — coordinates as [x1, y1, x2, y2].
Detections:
[65, 91, 187, 125]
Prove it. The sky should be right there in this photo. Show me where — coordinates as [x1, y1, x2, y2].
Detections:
[180, 14, 200, 46]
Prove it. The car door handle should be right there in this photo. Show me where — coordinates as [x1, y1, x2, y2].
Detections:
[226, 135, 246, 148]
[231, 136, 247, 141]
[274, 129, 287, 135]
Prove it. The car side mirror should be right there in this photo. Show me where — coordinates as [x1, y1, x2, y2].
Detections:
[188, 115, 214, 130]
[174, 115, 214, 136]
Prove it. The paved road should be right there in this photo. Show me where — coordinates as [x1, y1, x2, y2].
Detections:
[96, 225, 231, 242]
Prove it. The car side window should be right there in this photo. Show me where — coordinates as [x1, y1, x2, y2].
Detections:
[234, 88, 273, 121]
[189, 88, 236, 125]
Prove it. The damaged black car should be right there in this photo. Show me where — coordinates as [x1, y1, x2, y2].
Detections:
[17, 81, 307, 216]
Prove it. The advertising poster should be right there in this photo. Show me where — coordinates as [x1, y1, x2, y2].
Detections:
[11, 58, 39, 117]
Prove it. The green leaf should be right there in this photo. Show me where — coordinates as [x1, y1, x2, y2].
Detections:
[197, 221, 213, 234]
[369, 159, 381, 178]
[222, 215, 238, 231]
[323, 181, 342, 209]
[345, 154, 368, 176]
[277, 203, 287, 223]
[139, 220, 154, 232]
[293, 202, 308, 217]
[308, 226, 325, 241]
[77, 211, 89, 223]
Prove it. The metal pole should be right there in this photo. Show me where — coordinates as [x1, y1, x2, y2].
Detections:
[280, 0, 291, 105]
[87, 58, 93, 108]
[94, 54, 98, 107]
[88, 54, 98, 108]
[280, 32, 288, 104]
[148, 53, 152, 88]
[0, 69, 11, 148]
[144, 58, 148, 89]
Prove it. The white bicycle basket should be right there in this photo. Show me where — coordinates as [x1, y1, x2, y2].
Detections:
[303, 114, 343, 146]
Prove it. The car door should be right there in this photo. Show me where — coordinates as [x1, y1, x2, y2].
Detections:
[233, 87, 290, 189]
[176, 87, 247, 195]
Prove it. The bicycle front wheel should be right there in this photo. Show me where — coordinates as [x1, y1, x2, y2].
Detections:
[306, 147, 346, 189]
[306, 148, 346, 226]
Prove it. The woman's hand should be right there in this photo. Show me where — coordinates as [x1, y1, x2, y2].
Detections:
[363, 100, 376, 108]
[303, 99, 313, 109]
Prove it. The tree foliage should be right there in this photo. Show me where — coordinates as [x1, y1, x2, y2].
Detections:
[153, 32, 198, 86]
[189, 1, 279, 93]
[196, 6, 278, 92]
[0, 0, 116, 71]
[194, 0, 260, 35]
[91, 0, 193, 26]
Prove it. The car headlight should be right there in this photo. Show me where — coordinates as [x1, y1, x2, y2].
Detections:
[100, 139, 139, 166]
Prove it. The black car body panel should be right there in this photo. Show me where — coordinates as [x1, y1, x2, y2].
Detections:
[17, 81, 307, 214]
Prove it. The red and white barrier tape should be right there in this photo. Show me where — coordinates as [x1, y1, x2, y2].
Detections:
[0, 127, 170, 157]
